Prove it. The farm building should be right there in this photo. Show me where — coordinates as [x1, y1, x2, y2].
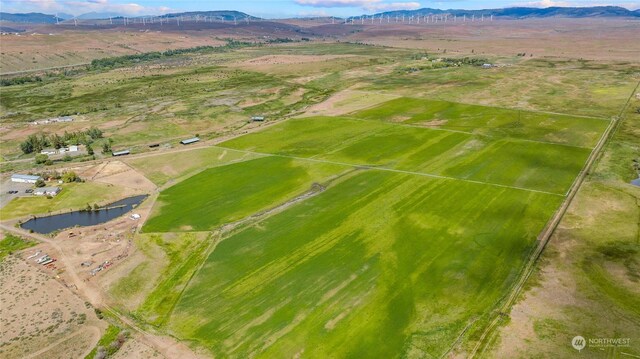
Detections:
[40, 148, 57, 155]
[11, 174, 42, 184]
[251, 116, 265, 122]
[33, 186, 62, 196]
[180, 137, 200, 145]
[482, 63, 493, 69]
[41, 145, 80, 155]
[112, 150, 131, 157]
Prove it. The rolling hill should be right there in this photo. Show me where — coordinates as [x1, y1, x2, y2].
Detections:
[370, 6, 640, 19]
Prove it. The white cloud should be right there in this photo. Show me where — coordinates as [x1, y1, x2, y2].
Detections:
[1, 0, 172, 16]
[295, 0, 381, 7]
[520, 0, 570, 6]
[511, 0, 639, 8]
[295, 0, 422, 11]
[364, 2, 421, 10]
[297, 9, 331, 16]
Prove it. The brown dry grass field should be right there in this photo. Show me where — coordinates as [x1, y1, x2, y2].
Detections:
[348, 18, 640, 62]
[3, 18, 639, 75]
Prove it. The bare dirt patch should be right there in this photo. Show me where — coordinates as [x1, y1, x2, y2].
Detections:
[302, 89, 399, 117]
[421, 119, 448, 127]
[92, 161, 156, 192]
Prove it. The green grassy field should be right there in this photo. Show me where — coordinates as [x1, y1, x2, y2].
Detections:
[9, 41, 625, 358]
[125, 146, 260, 186]
[0, 234, 36, 261]
[133, 90, 607, 356]
[169, 170, 561, 357]
[143, 156, 347, 232]
[352, 97, 609, 147]
[0, 182, 126, 220]
[222, 115, 594, 194]
[485, 86, 640, 358]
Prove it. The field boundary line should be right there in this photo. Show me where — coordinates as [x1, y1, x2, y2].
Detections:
[341, 115, 598, 149]
[213, 145, 566, 196]
[468, 78, 640, 358]
[359, 93, 611, 121]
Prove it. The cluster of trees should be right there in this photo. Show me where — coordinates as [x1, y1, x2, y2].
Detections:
[0, 76, 43, 87]
[20, 127, 103, 154]
[41, 170, 81, 182]
[439, 57, 490, 66]
[34, 154, 52, 165]
[89, 40, 253, 70]
[400, 55, 490, 73]
[101, 139, 113, 154]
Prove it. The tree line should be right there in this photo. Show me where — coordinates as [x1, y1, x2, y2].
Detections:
[89, 40, 254, 70]
[20, 127, 103, 154]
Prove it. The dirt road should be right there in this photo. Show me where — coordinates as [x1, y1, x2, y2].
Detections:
[0, 223, 202, 358]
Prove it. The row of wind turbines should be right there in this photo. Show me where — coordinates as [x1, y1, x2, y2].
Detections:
[54, 13, 494, 27]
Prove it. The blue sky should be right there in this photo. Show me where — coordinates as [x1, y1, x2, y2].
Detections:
[1, 0, 638, 18]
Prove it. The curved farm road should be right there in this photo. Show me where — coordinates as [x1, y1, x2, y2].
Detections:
[0, 223, 202, 359]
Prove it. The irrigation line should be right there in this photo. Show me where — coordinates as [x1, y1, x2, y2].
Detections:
[213, 145, 566, 197]
[468, 78, 640, 358]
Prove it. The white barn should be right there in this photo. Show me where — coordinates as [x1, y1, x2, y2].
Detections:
[11, 174, 42, 184]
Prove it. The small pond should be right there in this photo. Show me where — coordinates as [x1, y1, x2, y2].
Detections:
[21, 195, 148, 234]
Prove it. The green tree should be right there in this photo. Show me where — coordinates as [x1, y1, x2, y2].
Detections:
[61, 171, 80, 183]
[34, 154, 48, 164]
[35, 179, 46, 188]
[101, 140, 113, 154]
[87, 144, 94, 155]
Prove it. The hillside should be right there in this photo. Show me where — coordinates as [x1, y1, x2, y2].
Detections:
[372, 6, 640, 19]
[0, 12, 62, 23]
[160, 10, 258, 21]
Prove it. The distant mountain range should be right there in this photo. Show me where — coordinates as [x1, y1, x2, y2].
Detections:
[76, 12, 128, 20]
[159, 11, 258, 21]
[372, 6, 640, 19]
[0, 12, 63, 24]
[0, 10, 257, 23]
[1, 7, 638, 24]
